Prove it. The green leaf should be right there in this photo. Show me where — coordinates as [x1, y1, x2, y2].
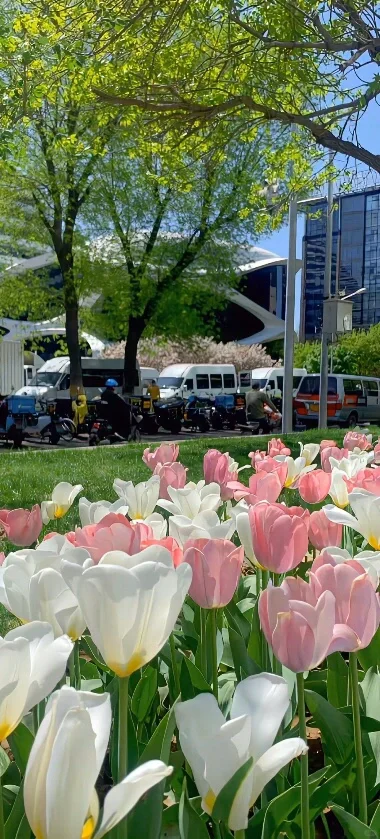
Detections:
[80, 635, 109, 673]
[138, 703, 177, 766]
[180, 656, 212, 701]
[179, 783, 209, 839]
[224, 600, 251, 643]
[305, 689, 354, 766]
[0, 746, 9, 778]
[361, 668, 380, 784]
[212, 757, 253, 825]
[306, 762, 355, 823]
[247, 600, 264, 669]
[15, 815, 31, 839]
[330, 804, 378, 838]
[228, 626, 260, 682]
[131, 666, 158, 722]
[8, 725, 34, 776]
[327, 652, 348, 708]
[370, 801, 380, 833]
[246, 767, 330, 838]
[358, 627, 380, 672]
[5, 782, 25, 839]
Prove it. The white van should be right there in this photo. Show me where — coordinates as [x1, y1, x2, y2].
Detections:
[239, 367, 307, 397]
[17, 356, 142, 400]
[157, 364, 237, 400]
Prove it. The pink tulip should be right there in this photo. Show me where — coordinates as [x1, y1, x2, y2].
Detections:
[141, 536, 183, 568]
[343, 431, 372, 452]
[142, 442, 179, 471]
[182, 538, 243, 608]
[248, 450, 266, 468]
[309, 553, 380, 652]
[154, 461, 187, 500]
[297, 470, 331, 504]
[255, 457, 288, 486]
[320, 439, 339, 451]
[259, 580, 336, 672]
[228, 470, 283, 505]
[321, 447, 349, 473]
[203, 449, 238, 501]
[246, 502, 309, 573]
[267, 438, 291, 457]
[0, 505, 43, 547]
[0, 553, 5, 566]
[373, 442, 380, 464]
[65, 513, 149, 563]
[355, 467, 380, 495]
[308, 509, 342, 551]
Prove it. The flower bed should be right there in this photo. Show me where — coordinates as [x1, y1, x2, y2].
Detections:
[0, 430, 379, 837]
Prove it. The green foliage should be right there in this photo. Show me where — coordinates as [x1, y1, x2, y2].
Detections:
[294, 323, 380, 377]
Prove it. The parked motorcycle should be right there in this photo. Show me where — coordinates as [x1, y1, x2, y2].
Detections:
[211, 393, 246, 431]
[154, 397, 184, 434]
[183, 395, 213, 433]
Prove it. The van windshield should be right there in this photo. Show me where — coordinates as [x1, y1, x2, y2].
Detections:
[29, 371, 62, 387]
[158, 377, 183, 388]
[251, 378, 268, 388]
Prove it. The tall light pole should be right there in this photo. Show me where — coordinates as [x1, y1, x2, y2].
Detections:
[282, 138, 298, 434]
[319, 152, 334, 429]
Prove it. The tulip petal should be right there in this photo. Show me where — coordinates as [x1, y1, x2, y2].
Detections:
[95, 761, 173, 838]
[231, 674, 289, 761]
[6, 622, 73, 712]
[249, 738, 308, 807]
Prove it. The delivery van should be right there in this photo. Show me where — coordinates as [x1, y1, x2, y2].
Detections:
[294, 373, 380, 426]
[239, 367, 307, 396]
[17, 357, 142, 400]
[157, 364, 237, 400]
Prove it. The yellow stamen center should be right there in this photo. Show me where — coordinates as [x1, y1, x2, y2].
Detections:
[82, 817, 95, 839]
[54, 505, 67, 519]
[0, 720, 13, 742]
[203, 789, 216, 813]
[368, 535, 380, 550]
[133, 513, 143, 520]
[109, 652, 145, 677]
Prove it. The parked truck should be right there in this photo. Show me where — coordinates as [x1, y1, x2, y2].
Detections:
[0, 341, 24, 396]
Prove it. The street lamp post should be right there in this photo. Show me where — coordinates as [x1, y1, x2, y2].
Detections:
[319, 152, 334, 430]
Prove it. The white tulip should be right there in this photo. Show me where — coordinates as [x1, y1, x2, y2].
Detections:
[328, 468, 351, 509]
[175, 673, 307, 831]
[168, 510, 235, 548]
[24, 686, 172, 839]
[274, 456, 317, 488]
[79, 498, 129, 526]
[159, 482, 222, 518]
[299, 442, 320, 466]
[113, 476, 161, 519]
[236, 511, 255, 565]
[142, 512, 167, 539]
[0, 548, 89, 639]
[41, 482, 83, 524]
[0, 622, 72, 741]
[329, 453, 369, 479]
[325, 488, 380, 550]
[319, 546, 380, 585]
[66, 546, 192, 676]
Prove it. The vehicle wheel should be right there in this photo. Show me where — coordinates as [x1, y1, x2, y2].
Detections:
[347, 412, 358, 428]
[89, 434, 99, 446]
[198, 416, 210, 433]
[169, 420, 182, 435]
[43, 423, 60, 445]
[211, 414, 223, 431]
[13, 430, 23, 449]
[60, 419, 76, 442]
[228, 417, 236, 430]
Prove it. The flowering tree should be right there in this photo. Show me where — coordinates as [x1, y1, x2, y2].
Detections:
[104, 335, 277, 372]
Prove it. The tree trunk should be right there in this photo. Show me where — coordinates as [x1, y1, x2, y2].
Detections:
[60, 254, 83, 396]
[123, 316, 145, 393]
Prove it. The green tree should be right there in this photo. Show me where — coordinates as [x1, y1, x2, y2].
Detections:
[94, 1, 380, 174]
[83, 125, 302, 390]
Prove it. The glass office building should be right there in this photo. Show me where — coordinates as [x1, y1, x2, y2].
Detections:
[302, 187, 380, 339]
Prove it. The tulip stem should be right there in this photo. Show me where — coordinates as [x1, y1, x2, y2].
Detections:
[69, 649, 76, 688]
[210, 609, 219, 701]
[234, 831, 245, 838]
[170, 633, 181, 698]
[296, 672, 310, 839]
[118, 677, 129, 782]
[349, 652, 367, 824]
[256, 568, 262, 595]
[261, 570, 270, 590]
[74, 642, 81, 690]
[0, 775, 4, 839]
[200, 609, 208, 679]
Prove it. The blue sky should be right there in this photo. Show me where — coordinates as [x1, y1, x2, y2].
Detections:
[257, 105, 380, 331]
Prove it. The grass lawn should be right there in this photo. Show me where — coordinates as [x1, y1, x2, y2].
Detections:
[0, 425, 377, 635]
[2, 425, 378, 528]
